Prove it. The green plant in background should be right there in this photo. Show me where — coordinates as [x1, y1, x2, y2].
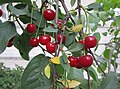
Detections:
[0, 0, 120, 89]
[0, 62, 24, 89]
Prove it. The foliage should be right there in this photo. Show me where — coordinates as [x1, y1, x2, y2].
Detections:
[0, 62, 24, 89]
[0, 0, 120, 89]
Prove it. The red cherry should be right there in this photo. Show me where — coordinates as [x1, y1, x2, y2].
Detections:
[55, 34, 66, 44]
[0, 9, 3, 17]
[39, 35, 51, 45]
[26, 24, 36, 33]
[78, 55, 93, 67]
[68, 56, 79, 67]
[46, 42, 56, 53]
[29, 38, 39, 47]
[43, 9, 55, 21]
[78, 40, 84, 44]
[84, 36, 97, 49]
[7, 41, 13, 47]
[7, 37, 14, 47]
[51, 23, 54, 27]
[57, 19, 62, 28]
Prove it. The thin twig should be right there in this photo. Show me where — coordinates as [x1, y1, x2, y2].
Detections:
[15, 17, 24, 30]
[59, 0, 76, 25]
[86, 68, 91, 89]
[89, 49, 106, 76]
[55, 0, 59, 56]
[77, 0, 82, 23]
[57, 0, 72, 55]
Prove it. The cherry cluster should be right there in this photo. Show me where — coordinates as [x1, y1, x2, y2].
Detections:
[69, 36, 97, 69]
[24, 9, 66, 54]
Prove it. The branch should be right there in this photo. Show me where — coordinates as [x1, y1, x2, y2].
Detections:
[86, 68, 91, 89]
[59, 0, 76, 25]
[15, 17, 24, 30]
[89, 49, 106, 76]
[77, 0, 82, 23]
[57, 0, 72, 55]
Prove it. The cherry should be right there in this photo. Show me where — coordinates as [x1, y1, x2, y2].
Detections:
[0, 9, 3, 17]
[55, 34, 66, 44]
[78, 40, 84, 45]
[39, 35, 51, 45]
[57, 19, 62, 29]
[68, 56, 79, 67]
[78, 55, 93, 67]
[51, 19, 62, 29]
[43, 9, 55, 21]
[26, 24, 36, 33]
[7, 37, 14, 47]
[46, 42, 56, 53]
[29, 38, 39, 47]
[84, 36, 97, 49]
[7, 41, 13, 47]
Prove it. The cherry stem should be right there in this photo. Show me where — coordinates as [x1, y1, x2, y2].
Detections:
[35, 14, 43, 38]
[30, 7, 34, 24]
[86, 68, 91, 89]
[89, 49, 106, 76]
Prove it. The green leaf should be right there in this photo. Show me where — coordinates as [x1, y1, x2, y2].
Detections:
[60, 54, 70, 73]
[65, 32, 75, 46]
[93, 32, 101, 42]
[103, 49, 111, 59]
[56, 65, 64, 75]
[99, 73, 118, 89]
[0, 0, 31, 5]
[89, 13, 99, 31]
[97, 62, 107, 73]
[68, 43, 83, 52]
[65, 21, 73, 28]
[116, 16, 120, 28]
[91, 81, 99, 89]
[0, 21, 17, 54]
[99, 11, 108, 23]
[13, 33, 32, 60]
[19, 10, 46, 28]
[87, 3, 102, 10]
[8, 3, 29, 15]
[62, 53, 68, 63]
[96, 0, 102, 3]
[43, 26, 58, 33]
[67, 68, 84, 81]
[89, 67, 99, 82]
[21, 54, 52, 89]
[70, 0, 76, 7]
[102, 32, 107, 36]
